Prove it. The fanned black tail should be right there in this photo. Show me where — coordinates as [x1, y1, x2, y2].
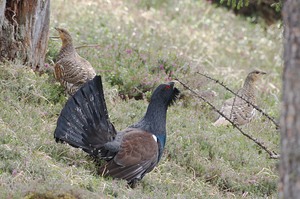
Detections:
[54, 75, 117, 156]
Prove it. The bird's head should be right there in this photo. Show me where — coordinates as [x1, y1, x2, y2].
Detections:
[150, 82, 180, 107]
[55, 27, 73, 44]
[246, 70, 267, 83]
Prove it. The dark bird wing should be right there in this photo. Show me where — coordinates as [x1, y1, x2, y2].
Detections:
[99, 129, 159, 183]
[54, 75, 117, 156]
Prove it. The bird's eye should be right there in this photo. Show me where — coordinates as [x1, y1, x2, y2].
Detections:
[165, 85, 171, 90]
[255, 71, 260, 74]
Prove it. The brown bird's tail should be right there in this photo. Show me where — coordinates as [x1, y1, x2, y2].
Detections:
[213, 117, 230, 126]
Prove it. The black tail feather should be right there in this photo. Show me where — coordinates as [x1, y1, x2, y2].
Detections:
[54, 75, 117, 156]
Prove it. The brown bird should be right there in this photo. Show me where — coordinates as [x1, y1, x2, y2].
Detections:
[213, 70, 266, 126]
[54, 27, 96, 95]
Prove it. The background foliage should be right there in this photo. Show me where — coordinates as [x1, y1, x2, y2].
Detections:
[212, 0, 282, 24]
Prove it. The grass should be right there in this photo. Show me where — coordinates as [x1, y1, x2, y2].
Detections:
[0, 0, 282, 198]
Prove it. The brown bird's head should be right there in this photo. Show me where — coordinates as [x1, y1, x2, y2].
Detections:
[55, 27, 73, 45]
[245, 70, 266, 84]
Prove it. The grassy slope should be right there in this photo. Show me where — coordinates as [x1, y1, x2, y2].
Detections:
[0, 0, 282, 198]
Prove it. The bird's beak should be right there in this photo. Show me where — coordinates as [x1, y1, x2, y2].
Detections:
[167, 82, 175, 88]
[261, 71, 267, 75]
[54, 27, 61, 32]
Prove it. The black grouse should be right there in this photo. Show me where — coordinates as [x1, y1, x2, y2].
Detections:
[54, 75, 180, 187]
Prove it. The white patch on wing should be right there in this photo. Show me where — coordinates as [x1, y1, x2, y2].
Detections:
[152, 135, 157, 142]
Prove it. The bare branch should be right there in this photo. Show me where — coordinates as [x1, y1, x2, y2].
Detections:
[75, 44, 102, 49]
[49, 36, 60, 39]
[175, 77, 280, 159]
[196, 71, 280, 130]
[49, 39, 102, 50]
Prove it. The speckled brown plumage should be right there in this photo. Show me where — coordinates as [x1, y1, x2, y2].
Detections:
[213, 70, 266, 126]
[54, 27, 96, 95]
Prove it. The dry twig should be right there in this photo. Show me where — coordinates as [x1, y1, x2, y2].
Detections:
[75, 44, 102, 49]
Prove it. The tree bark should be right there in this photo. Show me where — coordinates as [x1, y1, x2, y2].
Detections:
[279, 0, 300, 198]
[0, 0, 50, 71]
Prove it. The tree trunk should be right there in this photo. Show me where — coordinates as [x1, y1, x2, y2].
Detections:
[0, 0, 50, 71]
[279, 0, 300, 198]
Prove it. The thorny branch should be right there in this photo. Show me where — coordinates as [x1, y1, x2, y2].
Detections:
[175, 77, 280, 159]
[49, 37, 102, 50]
[197, 72, 280, 130]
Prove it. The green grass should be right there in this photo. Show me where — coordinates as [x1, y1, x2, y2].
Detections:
[0, 0, 282, 198]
